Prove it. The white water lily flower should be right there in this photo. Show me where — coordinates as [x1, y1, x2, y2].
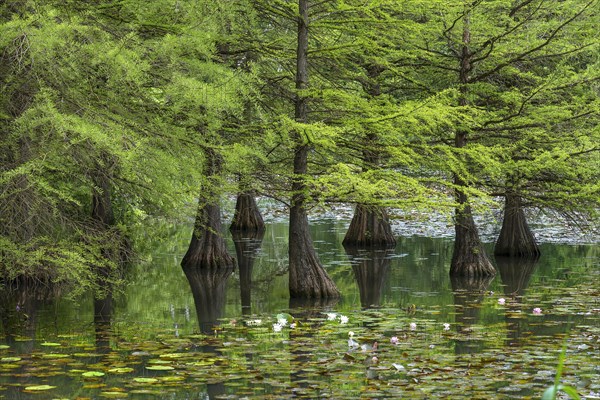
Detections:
[277, 318, 288, 326]
[272, 323, 283, 332]
[498, 298, 506, 305]
[326, 313, 337, 321]
[339, 315, 349, 324]
[409, 322, 417, 331]
[443, 323, 450, 331]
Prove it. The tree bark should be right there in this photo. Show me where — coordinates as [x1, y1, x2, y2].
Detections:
[450, 7, 495, 277]
[343, 204, 396, 247]
[91, 168, 115, 228]
[450, 202, 496, 277]
[494, 194, 540, 257]
[230, 190, 265, 232]
[289, 0, 340, 299]
[182, 148, 235, 269]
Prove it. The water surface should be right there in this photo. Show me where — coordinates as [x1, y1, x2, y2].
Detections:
[1, 216, 598, 399]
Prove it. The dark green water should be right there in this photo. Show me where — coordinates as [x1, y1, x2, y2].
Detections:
[1, 217, 599, 399]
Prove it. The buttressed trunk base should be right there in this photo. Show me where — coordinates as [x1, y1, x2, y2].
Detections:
[494, 194, 540, 257]
[343, 204, 396, 247]
[450, 205, 496, 277]
[182, 202, 234, 269]
[230, 191, 265, 232]
[289, 205, 340, 299]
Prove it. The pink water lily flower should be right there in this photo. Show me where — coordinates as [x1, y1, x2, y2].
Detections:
[498, 298, 506, 305]
[533, 307, 542, 315]
[409, 322, 417, 331]
[390, 336, 399, 345]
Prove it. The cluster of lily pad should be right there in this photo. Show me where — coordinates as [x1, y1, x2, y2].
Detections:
[2, 283, 599, 399]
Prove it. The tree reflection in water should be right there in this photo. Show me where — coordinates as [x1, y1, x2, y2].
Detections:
[496, 256, 538, 347]
[93, 289, 113, 353]
[288, 297, 339, 398]
[344, 245, 394, 309]
[183, 264, 234, 399]
[0, 279, 60, 350]
[451, 274, 495, 355]
[231, 230, 265, 316]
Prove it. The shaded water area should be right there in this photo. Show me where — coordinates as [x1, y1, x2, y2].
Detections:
[1, 214, 599, 399]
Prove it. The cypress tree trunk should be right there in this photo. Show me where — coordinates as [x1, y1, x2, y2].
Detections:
[494, 194, 540, 257]
[182, 148, 234, 269]
[230, 190, 265, 232]
[91, 167, 115, 228]
[289, 0, 339, 299]
[343, 204, 396, 247]
[450, 8, 495, 277]
[450, 201, 496, 277]
[90, 153, 130, 265]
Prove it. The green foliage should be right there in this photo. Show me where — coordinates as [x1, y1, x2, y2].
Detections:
[0, 0, 597, 287]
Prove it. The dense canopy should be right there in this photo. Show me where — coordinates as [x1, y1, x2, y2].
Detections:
[1, 0, 598, 291]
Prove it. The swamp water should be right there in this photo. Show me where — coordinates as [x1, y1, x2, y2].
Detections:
[1, 213, 599, 399]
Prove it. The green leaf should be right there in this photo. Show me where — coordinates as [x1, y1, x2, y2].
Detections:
[558, 385, 581, 400]
[541, 386, 557, 400]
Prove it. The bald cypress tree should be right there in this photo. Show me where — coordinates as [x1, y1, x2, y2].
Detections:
[288, 0, 340, 299]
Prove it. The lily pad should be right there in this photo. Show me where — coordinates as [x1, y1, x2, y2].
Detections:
[24, 385, 56, 391]
[159, 353, 187, 359]
[108, 367, 134, 374]
[145, 365, 174, 371]
[1, 357, 21, 362]
[82, 371, 106, 378]
[41, 353, 71, 359]
[133, 377, 159, 383]
[0, 345, 9, 350]
[100, 391, 128, 398]
[40, 342, 62, 347]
